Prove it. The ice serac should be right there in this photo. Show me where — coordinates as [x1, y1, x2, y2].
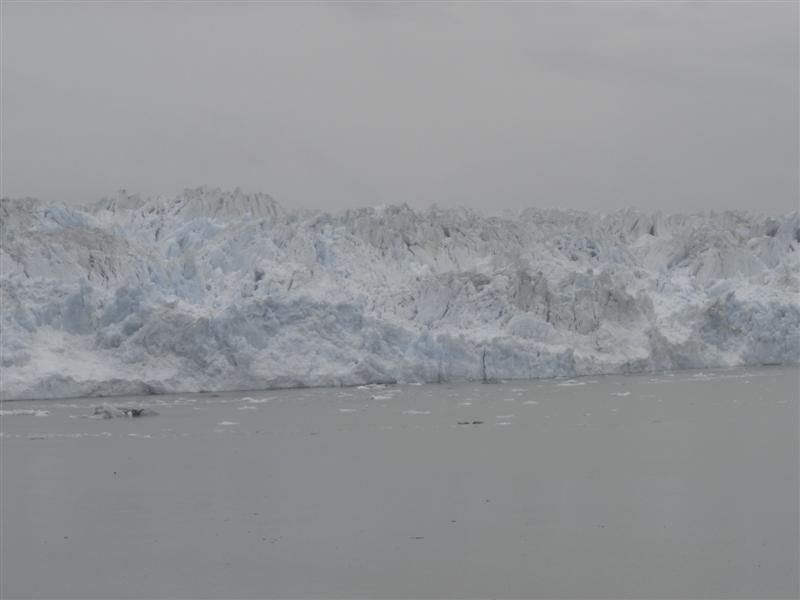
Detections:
[2, 187, 798, 400]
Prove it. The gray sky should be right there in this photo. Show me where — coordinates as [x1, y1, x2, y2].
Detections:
[2, 1, 798, 213]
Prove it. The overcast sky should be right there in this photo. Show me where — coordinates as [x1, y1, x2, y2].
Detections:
[2, 1, 798, 214]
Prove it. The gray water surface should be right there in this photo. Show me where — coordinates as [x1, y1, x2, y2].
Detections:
[1, 367, 798, 599]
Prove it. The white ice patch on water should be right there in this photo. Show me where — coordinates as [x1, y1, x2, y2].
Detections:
[558, 380, 586, 387]
[216, 421, 239, 426]
[522, 400, 538, 405]
[610, 391, 631, 397]
[0, 409, 49, 416]
[24, 432, 112, 439]
[402, 410, 431, 415]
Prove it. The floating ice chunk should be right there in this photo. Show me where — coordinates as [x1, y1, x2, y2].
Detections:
[557, 380, 586, 387]
[495, 422, 512, 426]
[458, 402, 473, 406]
[93, 404, 158, 418]
[610, 391, 631, 397]
[688, 372, 714, 382]
[522, 400, 538, 405]
[237, 405, 258, 410]
[216, 421, 239, 426]
[496, 414, 514, 419]
[371, 394, 393, 400]
[339, 408, 357, 412]
[248, 398, 271, 403]
[402, 410, 431, 415]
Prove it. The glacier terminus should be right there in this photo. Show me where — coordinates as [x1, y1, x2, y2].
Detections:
[1, 187, 798, 400]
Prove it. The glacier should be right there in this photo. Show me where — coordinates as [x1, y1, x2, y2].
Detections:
[1, 187, 798, 400]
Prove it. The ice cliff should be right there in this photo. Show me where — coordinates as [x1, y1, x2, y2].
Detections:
[2, 187, 798, 400]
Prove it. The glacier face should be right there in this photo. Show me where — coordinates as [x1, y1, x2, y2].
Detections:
[1, 187, 799, 400]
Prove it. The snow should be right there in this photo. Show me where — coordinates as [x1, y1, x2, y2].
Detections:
[2, 187, 799, 400]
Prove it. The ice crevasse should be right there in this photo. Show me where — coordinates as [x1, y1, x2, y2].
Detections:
[1, 187, 798, 400]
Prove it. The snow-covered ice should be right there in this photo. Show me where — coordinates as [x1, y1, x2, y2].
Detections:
[2, 187, 799, 400]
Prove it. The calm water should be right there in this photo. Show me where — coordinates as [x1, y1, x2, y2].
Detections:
[1, 367, 798, 599]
